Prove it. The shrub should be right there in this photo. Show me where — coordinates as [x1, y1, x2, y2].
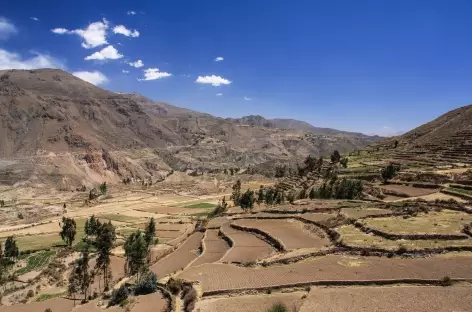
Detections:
[267, 303, 288, 312]
[182, 285, 197, 312]
[135, 271, 158, 295]
[27, 289, 35, 298]
[45, 309, 52, 312]
[440, 276, 452, 287]
[108, 285, 129, 307]
[166, 278, 183, 295]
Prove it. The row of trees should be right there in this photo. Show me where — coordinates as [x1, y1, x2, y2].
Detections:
[0, 237, 20, 286]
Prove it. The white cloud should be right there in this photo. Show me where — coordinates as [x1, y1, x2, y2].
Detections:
[113, 25, 139, 37]
[30, 17, 39, 21]
[127, 59, 143, 68]
[72, 71, 108, 85]
[122, 70, 130, 74]
[127, 11, 136, 15]
[216, 93, 223, 96]
[51, 19, 109, 49]
[244, 96, 252, 101]
[214, 56, 224, 62]
[0, 48, 65, 70]
[139, 68, 172, 81]
[51, 28, 69, 34]
[0, 17, 17, 40]
[84, 45, 123, 61]
[195, 75, 231, 86]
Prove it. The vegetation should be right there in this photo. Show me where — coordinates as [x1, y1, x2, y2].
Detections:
[4, 236, 19, 259]
[331, 150, 341, 163]
[208, 197, 228, 218]
[15, 250, 55, 275]
[108, 284, 129, 307]
[134, 271, 158, 295]
[340, 157, 349, 168]
[99, 182, 107, 194]
[231, 179, 242, 206]
[60, 217, 77, 247]
[267, 303, 288, 312]
[381, 163, 400, 183]
[144, 217, 157, 248]
[317, 177, 363, 199]
[240, 189, 255, 212]
[69, 248, 92, 302]
[95, 220, 116, 291]
[124, 230, 148, 280]
[184, 202, 217, 209]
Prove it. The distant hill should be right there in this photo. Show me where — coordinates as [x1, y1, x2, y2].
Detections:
[0, 69, 380, 187]
[228, 115, 376, 137]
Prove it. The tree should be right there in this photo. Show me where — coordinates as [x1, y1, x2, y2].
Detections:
[68, 270, 79, 306]
[287, 191, 295, 204]
[317, 157, 324, 173]
[4, 237, 19, 259]
[60, 217, 77, 247]
[331, 150, 341, 163]
[299, 187, 307, 199]
[84, 215, 101, 238]
[135, 271, 158, 295]
[381, 164, 399, 183]
[144, 217, 156, 248]
[95, 221, 116, 291]
[264, 187, 275, 206]
[257, 186, 264, 207]
[309, 188, 317, 200]
[304, 155, 317, 172]
[394, 140, 399, 148]
[230, 180, 242, 206]
[124, 230, 148, 281]
[239, 189, 255, 212]
[70, 248, 92, 302]
[340, 157, 349, 168]
[99, 182, 107, 195]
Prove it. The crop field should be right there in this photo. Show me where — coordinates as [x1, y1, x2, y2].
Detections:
[361, 210, 472, 235]
[340, 207, 394, 219]
[15, 250, 56, 275]
[219, 223, 275, 263]
[300, 286, 472, 312]
[150, 232, 204, 277]
[232, 219, 330, 250]
[179, 253, 472, 293]
[379, 184, 437, 197]
[191, 229, 230, 266]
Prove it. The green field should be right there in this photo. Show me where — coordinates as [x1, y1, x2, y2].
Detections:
[99, 213, 144, 224]
[184, 202, 217, 209]
[15, 250, 56, 275]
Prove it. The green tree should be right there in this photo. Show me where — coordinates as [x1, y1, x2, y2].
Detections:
[95, 221, 116, 291]
[381, 164, 399, 183]
[340, 157, 349, 168]
[135, 271, 158, 295]
[60, 217, 77, 247]
[331, 150, 341, 163]
[84, 215, 101, 238]
[144, 217, 157, 249]
[230, 180, 242, 206]
[124, 231, 148, 281]
[99, 182, 107, 194]
[70, 248, 92, 302]
[317, 156, 324, 173]
[239, 189, 255, 212]
[299, 187, 307, 199]
[267, 303, 288, 312]
[304, 155, 317, 172]
[257, 186, 264, 207]
[264, 187, 275, 205]
[287, 191, 295, 204]
[4, 237, 19, 260]
[309, 188, 317, 200]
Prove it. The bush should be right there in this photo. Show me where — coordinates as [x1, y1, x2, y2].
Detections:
[267, 303, 288, 312]
[27, 289, 35, 298]
[135, 271, 158, 295]
[182, 285, 197, 312]
[44, 309, 52, 312]
[108, 285, 129, 307]
[166, 278, 183, 295]
[440, 276, 452, 287]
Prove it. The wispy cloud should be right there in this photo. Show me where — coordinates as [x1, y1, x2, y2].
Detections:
[113, 25, 139, 37]
[127, 11, 136, 15]
[122, 70, 130, 74]
[214, 56, 224, 62]
[127, 59, 144, 68]
[0, 48, 65, 70]
[72, 71, 108, 85]
[139, 68, 172, 81]
[84, 45, 123, 61]
[30, 17, 39, 21]
[195, 75, 231, 86]
[51, 18, 109, 49]
[216, 93, 223, 96]
[0, 17, 18, 40]
[244, 96, 252, 101]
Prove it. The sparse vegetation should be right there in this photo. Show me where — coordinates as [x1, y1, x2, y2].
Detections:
[267, 302, 288, 312]
[60, 217, 77, 247]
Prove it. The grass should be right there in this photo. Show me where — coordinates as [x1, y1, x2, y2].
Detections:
[448, 187, 472, 196]
[99, 214, 144, 224]
[116, 227, 140, 238]
[36, 291, 66, 302]
[362, 210, 472, 235]
[184, 202, 217, 209]
[190, 211, 211, 217]
[337, 225, 472, 250]
[15, 250, 56, 275]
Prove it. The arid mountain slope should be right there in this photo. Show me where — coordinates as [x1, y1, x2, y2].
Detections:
[0, 69, 379, 187]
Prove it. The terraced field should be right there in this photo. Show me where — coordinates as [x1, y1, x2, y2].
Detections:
[150, 231, 204, 277]
[179, 254, 472, 293]
[300, 286, 472, 312]
[233, 219, 330, 250]
[219, 223, 275, 263]
[379, 184, 438, 197]
[191, 229, 230, 266]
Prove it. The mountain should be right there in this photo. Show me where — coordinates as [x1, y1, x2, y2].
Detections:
[228, 115, 375, 137]
[0, 69, 380, 187]
[372, 104, 472, 164]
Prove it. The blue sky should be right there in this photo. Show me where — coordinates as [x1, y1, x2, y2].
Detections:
[1, 0, 472, 135]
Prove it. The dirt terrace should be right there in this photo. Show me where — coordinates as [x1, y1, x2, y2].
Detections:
[232, 219, 330, 250]
[300, 285, 472, 312]
[219, 223, 274, 263]
[179, 254, 472, 293]
[191, 229, 230, 266]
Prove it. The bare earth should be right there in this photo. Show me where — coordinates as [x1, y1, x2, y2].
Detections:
[191, 229, 230, 266]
